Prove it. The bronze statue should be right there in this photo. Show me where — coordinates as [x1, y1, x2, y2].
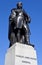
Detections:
[8, 2, 31, 47]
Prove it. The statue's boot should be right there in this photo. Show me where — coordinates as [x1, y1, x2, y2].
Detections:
[24, 34, 30, 45]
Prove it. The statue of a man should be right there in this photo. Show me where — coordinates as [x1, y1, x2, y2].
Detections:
[8, 2, 31, 47]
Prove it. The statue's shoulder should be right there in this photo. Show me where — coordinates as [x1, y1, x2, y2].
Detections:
[11, 8, 17, 12]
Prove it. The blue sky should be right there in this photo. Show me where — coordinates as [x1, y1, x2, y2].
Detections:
[0, 0, 42, 65]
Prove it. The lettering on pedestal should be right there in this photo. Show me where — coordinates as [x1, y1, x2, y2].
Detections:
[16, 55, 36, 64]
[22, 60, 31, 64]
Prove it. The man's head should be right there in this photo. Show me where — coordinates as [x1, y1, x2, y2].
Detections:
[17, 2, 22, 9]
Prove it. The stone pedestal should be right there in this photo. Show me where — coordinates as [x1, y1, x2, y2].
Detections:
[5, 43, 38, 65]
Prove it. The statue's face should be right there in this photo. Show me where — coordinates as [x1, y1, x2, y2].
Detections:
[17, 2, 22, 9]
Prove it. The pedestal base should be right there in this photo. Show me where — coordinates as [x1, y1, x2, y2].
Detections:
[5, 42, 38, 65]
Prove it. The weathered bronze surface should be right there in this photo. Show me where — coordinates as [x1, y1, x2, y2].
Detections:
[8, 2, 31, 47]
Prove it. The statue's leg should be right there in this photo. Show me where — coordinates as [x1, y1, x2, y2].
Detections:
[17, 29, 21, 42]
[21, 35, 24, 43]
[24, 29, 30, 44]
[20, 28, 25, 43]
[9, 32, 16, 47]
[22, 24, 30, 44]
